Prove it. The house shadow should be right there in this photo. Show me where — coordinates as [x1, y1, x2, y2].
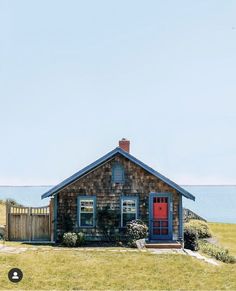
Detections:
[16, 240, 124, 248]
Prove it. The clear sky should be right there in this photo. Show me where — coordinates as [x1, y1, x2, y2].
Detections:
[0, 0, 235, 186]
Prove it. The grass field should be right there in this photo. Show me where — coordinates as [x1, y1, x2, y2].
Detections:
[0, 224, 235, 290]
[0, 203, 235, 290]
[209, 223, 236, 255]
[0, 247, 236, 290]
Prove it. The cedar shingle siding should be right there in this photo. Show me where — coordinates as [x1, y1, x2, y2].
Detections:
[55, 153, 181, 241]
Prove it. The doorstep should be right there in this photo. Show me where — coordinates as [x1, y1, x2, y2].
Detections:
[145, 241, 182, 249]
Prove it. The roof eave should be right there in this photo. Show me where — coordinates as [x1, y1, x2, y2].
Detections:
[41, 148, 120, 199]
[116, 149, 195, 201]
[41, 147, 195, 201]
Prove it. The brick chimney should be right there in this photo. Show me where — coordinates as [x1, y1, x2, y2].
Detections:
[119, 138, 130, 153]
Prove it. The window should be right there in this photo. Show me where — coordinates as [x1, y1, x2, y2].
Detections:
[78, 196, 96, 227]
[121, 196, 138, 227]
[112, 163, 124, 183]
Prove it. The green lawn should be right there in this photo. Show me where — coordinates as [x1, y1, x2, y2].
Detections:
[0, 248, 236, 290]
[0, 213, 236, 290]
[209, 223, 236, 256]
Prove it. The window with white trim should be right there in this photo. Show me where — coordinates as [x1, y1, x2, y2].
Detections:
[78, 196, 96, 227]
[121, 197, 138, 227]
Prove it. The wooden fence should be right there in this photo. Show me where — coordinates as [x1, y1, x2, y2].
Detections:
[6, 204, 53, 242]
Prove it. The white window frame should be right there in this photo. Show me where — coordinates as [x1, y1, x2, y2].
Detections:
[121, 196, 138, 227]
[77, 196, 96, 228]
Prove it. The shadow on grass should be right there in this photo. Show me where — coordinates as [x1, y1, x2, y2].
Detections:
[9, 240, 126, 248]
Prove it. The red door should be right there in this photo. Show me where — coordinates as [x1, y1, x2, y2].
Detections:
[152, 197, 169, 237]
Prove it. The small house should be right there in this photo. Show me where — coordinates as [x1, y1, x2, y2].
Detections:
[42, 139, 195, 244]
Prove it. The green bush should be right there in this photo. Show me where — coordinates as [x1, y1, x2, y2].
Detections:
[199, 240, 235, 263]
[63, 232, 78, 247]
[96, 206, 119, 241]
[126, 219, 148, 247]
[186, 219, 211, 239]
[76, 232, 85, 246]
[6, 199, 23, 207]
[63, 232, 85, 247]
[0, 226, 5, 240]
[184, 224, 199, 251]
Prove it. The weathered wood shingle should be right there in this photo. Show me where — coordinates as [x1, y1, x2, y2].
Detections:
[56, 154, 181, 241]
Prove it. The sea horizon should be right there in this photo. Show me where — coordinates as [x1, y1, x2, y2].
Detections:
[0, 184, 235, 224]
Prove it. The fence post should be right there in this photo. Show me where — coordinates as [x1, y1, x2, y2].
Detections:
[29, 207, 32, 242]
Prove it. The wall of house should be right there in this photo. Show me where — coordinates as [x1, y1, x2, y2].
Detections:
[55, 154, 181, 241]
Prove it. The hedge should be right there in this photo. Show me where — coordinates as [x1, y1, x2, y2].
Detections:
[184, 224, 199, 251]
[185, 219, 211, 239]
[199, 240, 235, 263]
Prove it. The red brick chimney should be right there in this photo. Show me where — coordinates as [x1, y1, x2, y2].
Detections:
[119, 138, 130, 153]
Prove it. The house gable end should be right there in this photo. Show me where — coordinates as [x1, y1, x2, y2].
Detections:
[41, 147, 195, 201]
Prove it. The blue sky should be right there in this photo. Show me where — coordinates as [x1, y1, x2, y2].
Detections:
[0, 0, 235, 185]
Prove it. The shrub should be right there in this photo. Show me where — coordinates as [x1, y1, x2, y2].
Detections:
[76, 232, 85, 246]
[186, 220, 212, 238]
[126, 219, 148, 247]
[96, 206, 119, 241]
[6, 199, 23, 207]
[0, 226, 5, 240]
[184, 224, 199, 251]
[62, 232, 78, 247]
[63, 232, 85, 247]
[199, 240, 236, 263]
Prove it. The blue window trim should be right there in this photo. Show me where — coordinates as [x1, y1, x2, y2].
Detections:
[53, 194, 58, 242]
[149, 192, 173, 240]
[77, 195, 96, 228]
[178, 195, 183, 241]
[112, 163, 125, 183]
[120, 195, 139, 227]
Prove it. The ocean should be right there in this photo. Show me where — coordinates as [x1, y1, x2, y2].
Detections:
[0, 185, 235, 223]
[182, 185, 236, 223]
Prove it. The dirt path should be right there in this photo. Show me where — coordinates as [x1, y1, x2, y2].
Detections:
[0, 245, 29, 254]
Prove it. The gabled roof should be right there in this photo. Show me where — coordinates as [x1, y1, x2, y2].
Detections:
[41, 147, 195, 200]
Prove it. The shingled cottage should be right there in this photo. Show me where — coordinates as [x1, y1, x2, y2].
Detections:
[42, 139, 195, 246]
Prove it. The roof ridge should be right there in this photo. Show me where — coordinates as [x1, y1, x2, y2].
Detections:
[41, 147, 195, 200]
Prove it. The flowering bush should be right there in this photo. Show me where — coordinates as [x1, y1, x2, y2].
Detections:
[63, 232, 85, 247]
[126, 219, 148, 247]
[62, 232, 78, 247]
[199, 240, 235, 263]
[186, 219, 212, 238]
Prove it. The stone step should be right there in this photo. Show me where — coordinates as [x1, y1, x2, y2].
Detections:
[145, 242, 182, 249]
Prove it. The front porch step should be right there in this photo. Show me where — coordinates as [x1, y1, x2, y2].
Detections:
[145, 242, 182, 249]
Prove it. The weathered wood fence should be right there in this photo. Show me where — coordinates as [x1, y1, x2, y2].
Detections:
[6, 204, 53, 241]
